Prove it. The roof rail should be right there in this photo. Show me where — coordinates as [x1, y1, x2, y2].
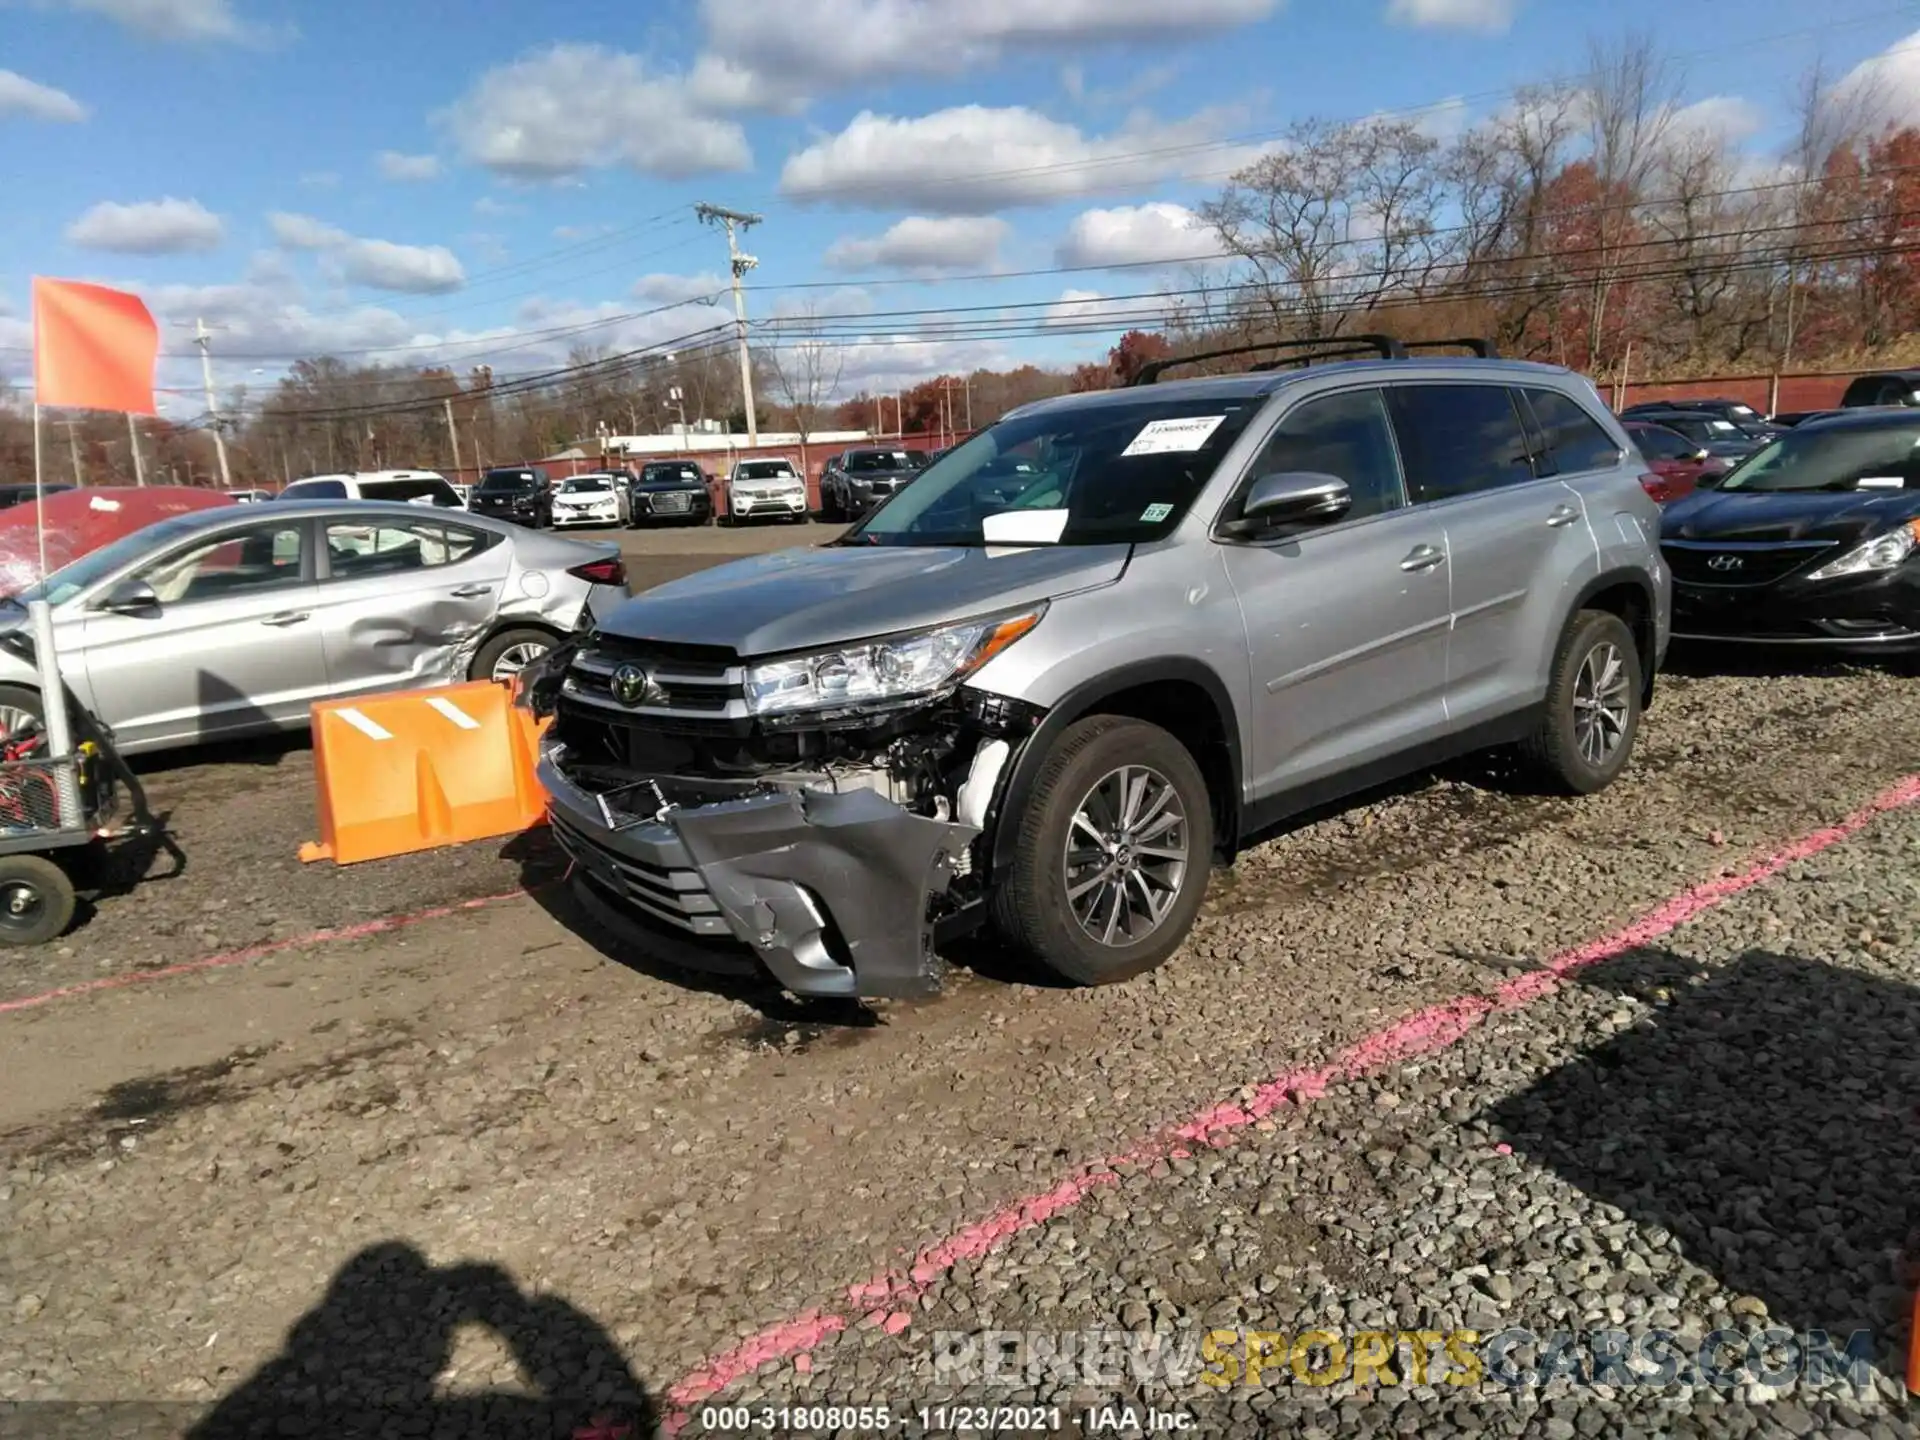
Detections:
[1402, 337, 1501, 359]
[1248, 342, 1394, 372]
[1129, 334, 1409, 386]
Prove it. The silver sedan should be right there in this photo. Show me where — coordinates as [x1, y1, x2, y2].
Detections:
[0, 501, 630, 755]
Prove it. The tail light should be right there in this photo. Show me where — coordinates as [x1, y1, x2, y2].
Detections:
[1638, 472, 1688, 504]
[567, 557, 627, 585]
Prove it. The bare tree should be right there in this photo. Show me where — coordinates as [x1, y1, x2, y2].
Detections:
[764, 309, 846, 468]
[1579, 32, 1686, 366]
[1199, 117, 1450, 340]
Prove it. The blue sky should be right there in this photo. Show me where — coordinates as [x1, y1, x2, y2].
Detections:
[5, 0, 1920, 419]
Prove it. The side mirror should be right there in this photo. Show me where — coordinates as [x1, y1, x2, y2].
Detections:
[1693, 449, 1711, 463]
[1224, 472, 1352, 536]
[97, 578, 160, 615]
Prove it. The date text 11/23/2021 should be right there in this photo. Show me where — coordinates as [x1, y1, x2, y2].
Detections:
[695, 1405, 1197, 1433]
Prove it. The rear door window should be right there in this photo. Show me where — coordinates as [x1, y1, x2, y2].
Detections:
[1524, 389, 1624, 476]
[1385, 384, 1537, 502]
[1630, 425, 1694, 462]
[323, 519, 496, 578]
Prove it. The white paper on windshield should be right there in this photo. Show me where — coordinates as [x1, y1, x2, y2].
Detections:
[88, 496, 121, 512]
[982, 508, 1070, 545]
[1121, 415, 1226, 457]
[1857, 476, 1905, 488]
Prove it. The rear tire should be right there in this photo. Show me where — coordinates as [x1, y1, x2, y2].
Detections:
[1520, 609, 1642, 795]
[991, 716, 1214, 986]
[0, 855, 75, 947]
[0, 684, 45, 749]
[470, 627, 555, 686]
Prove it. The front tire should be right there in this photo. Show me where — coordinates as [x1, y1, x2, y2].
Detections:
[0, 684, 46, 750]
[1520, 609, 1642, 794]
[992, 716, 1214, 986]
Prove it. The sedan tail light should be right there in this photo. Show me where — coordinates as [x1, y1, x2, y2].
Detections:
[1638, 471, 1689, 504]
[567, 557, 628, 585]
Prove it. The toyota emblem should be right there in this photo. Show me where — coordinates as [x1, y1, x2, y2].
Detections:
[610, 663, 663, 707]
[1706, 554, 1744, 572]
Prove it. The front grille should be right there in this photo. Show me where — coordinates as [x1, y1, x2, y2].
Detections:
[562, 637, 745, 726]
[548, 809, 725, 935]
[1662, 539, 1836, 587]
[650, 492, 693, 513]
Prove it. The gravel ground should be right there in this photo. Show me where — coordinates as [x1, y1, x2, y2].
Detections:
[1, 515, 1917, 1438]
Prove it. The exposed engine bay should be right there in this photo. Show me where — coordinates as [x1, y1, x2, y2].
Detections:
[522, 633, 1044, 998]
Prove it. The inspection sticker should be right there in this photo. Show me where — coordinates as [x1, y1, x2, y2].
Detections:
[1122, 415, 1226, 456]
[1858, 476, 1906, 488]
[1139, 502, 1174, 522]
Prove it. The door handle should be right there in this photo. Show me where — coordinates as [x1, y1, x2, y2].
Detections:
[1400, 544, 1446, 573]
[449, 583, 494, 597]
[261, 611, 310, 627]
[1547, 504, 1581, 528]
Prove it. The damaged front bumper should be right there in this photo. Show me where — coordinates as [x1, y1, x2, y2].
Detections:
[539, 753, 979, 999]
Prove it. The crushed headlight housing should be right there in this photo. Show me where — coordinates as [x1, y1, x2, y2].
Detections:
[744, 606, 1045, 716]
[1804, 520, 1920, 580]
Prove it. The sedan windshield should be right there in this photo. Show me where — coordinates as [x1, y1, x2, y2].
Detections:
[562, 476, 614, 492]
[848, 396, 1261, 547]
[1715, 425, 1920, 492]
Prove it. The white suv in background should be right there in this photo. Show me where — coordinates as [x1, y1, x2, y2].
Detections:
[724, 459, 808, 524]
[276, 470, 466, 508]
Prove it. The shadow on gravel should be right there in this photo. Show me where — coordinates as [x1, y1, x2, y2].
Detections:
[186, 1241, 655, 1440]
[1489, 947, 1920, 1364]
[126, 727, 308, 777]
[1661, 640, 1914, 682]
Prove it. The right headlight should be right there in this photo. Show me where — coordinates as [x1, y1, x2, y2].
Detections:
[743, 606, 1045, 716]
[1804, 520, 1920, 580]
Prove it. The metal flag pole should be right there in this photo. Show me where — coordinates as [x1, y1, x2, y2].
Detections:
[32, 402, 47, 583]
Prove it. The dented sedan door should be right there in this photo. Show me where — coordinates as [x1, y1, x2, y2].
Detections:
[312, 515, 513, 697]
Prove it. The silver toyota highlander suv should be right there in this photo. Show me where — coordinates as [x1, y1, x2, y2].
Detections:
[526, 336, 1671, 1000]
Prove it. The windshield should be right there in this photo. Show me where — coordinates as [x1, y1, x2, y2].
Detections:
[1715, 425, 1920, 492]
[643, 464, 701, 482]
[847, 395, 1262, 548]
[846, 450, 915, 472]
[14, 515, 206, 606]
[738, 461, 796, 480]
[562, 475, 614, 492]
[479, 471, 539, 492]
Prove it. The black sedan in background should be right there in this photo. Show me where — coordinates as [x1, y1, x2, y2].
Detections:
[627, 460, 713, 526]
[468, 466, 553, 527]
[1625, 408, 1767, 463]
[818, 446, 929, 521]
[1661, 410, 1920, 654]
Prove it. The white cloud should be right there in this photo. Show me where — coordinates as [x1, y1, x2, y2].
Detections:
[66, 197, 224, 253]
[336, 239, 464, 294]
[268, 211, 347, 249]
[1384, 0, 1517, 34]
[1056, 202, 1208, 269]
[1666, 95, 1766, 146]
[377, 150, 441, 181]
[0, 69, 87, 123]
[633, 271, 728, 305]
[1833, 26, 1920, 132]
[439, 43, 751, 180]
[473, 196, 521, 217]
[695, 0, 1275, 106]
[823, 216, 1010, 275]
[298, 170, 339, 189]
[268, 211, 465, 293]
[1044, 288, 1109, 327]
[780, 104, 1242, 212]
[62, 0, 258, 42]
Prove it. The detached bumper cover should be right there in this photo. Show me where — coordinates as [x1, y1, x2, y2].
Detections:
[539, 755, 977, 998]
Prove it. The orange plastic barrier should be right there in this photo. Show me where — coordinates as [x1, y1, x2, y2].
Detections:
[298, 680, 551, 866]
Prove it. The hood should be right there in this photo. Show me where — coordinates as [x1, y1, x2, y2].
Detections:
[599, 541, 1133, 655]
[1661, 487, 1920, 547]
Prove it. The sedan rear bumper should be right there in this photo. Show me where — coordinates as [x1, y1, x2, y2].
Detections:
[538, 752, 977, 998]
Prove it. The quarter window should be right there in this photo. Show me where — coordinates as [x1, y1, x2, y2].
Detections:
[1525, 389, 1624, 475]
[1386, 384, 1536, 501]
[1238, 389, 1404, 524]
[135, 523, 306, 604]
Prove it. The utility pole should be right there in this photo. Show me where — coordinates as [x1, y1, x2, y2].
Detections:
[193, 317, 233, 489]
[443, 396, 464, 478]
[694, 203, 762, 447]
[127, 413, 146, 486]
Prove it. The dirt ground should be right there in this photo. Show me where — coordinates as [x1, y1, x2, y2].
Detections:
[3, 518, 1918, 1437]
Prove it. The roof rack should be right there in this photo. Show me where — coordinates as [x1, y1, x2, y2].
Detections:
[1128, 333, 1499, 385]
[1129, 334, 1408, 386]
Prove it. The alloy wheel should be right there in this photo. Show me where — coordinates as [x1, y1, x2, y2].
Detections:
[1572, 640, 1632, 766]
[1062, 764, 1188, 947]
[491, 641, 550, 684]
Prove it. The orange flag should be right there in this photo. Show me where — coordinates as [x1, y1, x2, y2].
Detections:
[31, 277, 160, 415]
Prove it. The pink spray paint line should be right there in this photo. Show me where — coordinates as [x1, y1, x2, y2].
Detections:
[661, 772, 1920, 1422]
[0, 888, 531, 1017]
